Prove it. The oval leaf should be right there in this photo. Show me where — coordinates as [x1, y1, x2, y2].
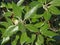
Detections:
[43, 11, 51, 21]
[26, 24, 38, 32]
[40, 23, 58, 38]
[36, 35, 44, 45]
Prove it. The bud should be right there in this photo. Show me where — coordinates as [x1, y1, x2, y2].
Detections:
[12, 19, 19, 25]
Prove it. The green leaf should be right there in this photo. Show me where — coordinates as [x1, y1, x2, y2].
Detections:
[31, 34, 36, 43]
[51, 0, 60, 6]
[5, 17, 13, 25]
[42, 29, 58, 38]
[40, 23, 58, 38]
[5, 3, 12, 8]
[38, 0, 46, 4]
[47, 38, 55, 42]
[34, 22, 44, 28]
[29, 1, 40, 8]
[24, 4, 39, 20]
[4, 11, 12, 17]
[43, 11, 51, 21]
[2, 25, 18, 44]
[20, 32, 31, 44]
[30, 14, 43, 18]
[18, 22, 25, 32]
[36, 35, 44, 45]
[26, 24, 38, 32]
[0, 22, 10, 28]
[2, 25, 18, 37]
[49, 6, 60, 15]
[12, 3, 22, 18]
[12, 35, 19, 45]
[31, 18, 38, 23]
[40, 23, 49, 30]
[24, 6, 30, 12]
[30, 14, 43, 22]
[0, 28, 5, 33]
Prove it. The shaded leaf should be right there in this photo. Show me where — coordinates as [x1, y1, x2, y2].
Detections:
[0, 28, 5, 33]
[20, 32, 31, 44]
[1, 3, 6, 7]
[5, 17, 13, 25]
[31, 34, 36, 43]
[0, 22, 11, 28]
[11, 35, 19, 45]
[24, 6, 30, 12]
[36, 35, 44, 45]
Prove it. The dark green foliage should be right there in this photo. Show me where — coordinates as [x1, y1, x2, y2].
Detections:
[0, 0, 60, 45]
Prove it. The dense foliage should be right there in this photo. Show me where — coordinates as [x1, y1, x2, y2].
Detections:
[0, 0, 60, 45]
